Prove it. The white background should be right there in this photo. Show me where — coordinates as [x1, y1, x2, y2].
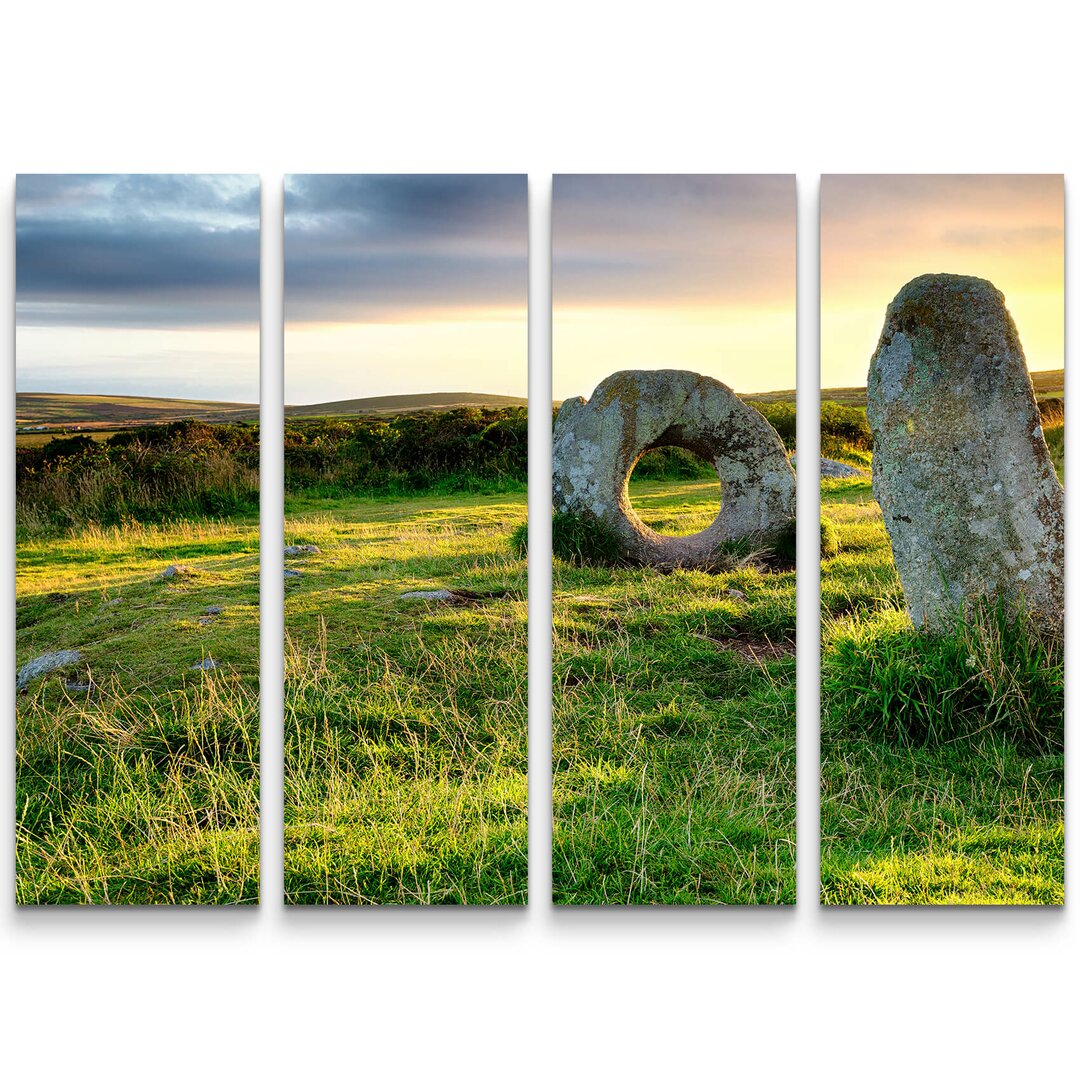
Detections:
[1, 2, 1075, 1076]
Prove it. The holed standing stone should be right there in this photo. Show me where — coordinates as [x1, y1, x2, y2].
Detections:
[552, 369, 795, 569]
[867, 274, 1063, 632]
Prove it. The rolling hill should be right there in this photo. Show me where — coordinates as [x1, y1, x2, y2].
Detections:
[16, 390, 528, 434]
[285, 392, 527, 417]
[18, 368, 1060, 433]
[815, 368, 1062, 409]
[16, 393, 258, 429]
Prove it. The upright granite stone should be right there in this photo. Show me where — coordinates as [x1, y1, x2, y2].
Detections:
[552, 369, 795, 569]
[867, 274, 1064, 632]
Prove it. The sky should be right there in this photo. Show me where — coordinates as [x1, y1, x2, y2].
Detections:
[16, 174, 260, 401]
[821, 175, 1064, 388]
[285, 174, 528, 404]
[552, 174, 795, 401]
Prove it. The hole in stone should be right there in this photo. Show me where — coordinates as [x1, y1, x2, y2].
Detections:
[627, 446, 722, 537]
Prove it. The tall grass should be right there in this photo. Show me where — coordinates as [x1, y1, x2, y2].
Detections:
[17, 671, 259, 904]
[16, 421, 259, 536]
[283, 492, 529, 904]
[16, 511, 261, 904]
[551, 479, 796, 904]
[823, 601, 1063, 752]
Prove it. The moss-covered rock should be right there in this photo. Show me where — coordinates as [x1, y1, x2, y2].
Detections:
[552, 369, 795, 570]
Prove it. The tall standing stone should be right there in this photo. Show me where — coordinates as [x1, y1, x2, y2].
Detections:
[867, 274, 1063, 632]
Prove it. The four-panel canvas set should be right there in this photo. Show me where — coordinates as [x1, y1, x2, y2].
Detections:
[13, 173, 1065, 906]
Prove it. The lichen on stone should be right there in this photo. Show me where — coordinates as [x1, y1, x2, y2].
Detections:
[868, 274, 1063, 633]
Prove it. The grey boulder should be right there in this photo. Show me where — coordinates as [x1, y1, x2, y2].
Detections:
[16, 649, 83, 692]
[552, 369, 795, 568]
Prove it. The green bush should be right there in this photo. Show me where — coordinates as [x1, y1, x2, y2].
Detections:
[285, 407, 527, 496]
[768, 520, 798, 563]
[766, 516, 837, 563]
[630, 447, 716, 481]
[823, 600, 1063, 752]
[16, 420, 260, 535]
[750, 401, 796, 450]
[551, 513, 625, 566]
[1039, 397, 1064, 426]
[820, 401, 872, 457]
[509, 522, 528, 557]
[820, 517, 840, 558]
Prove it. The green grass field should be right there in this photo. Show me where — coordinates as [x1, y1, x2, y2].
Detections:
[15, 518, 260, 904]
[819, 422, 1064, 905]
[283, 490, 529, 904]
[553, 479, 796, 905]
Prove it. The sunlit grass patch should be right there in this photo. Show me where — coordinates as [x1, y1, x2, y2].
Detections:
[283, 490, 528, 905]
[821, 829, 1064, 906]
[15, 514, 259, 904]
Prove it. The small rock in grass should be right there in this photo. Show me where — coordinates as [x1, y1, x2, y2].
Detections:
[16, 649, 83, 692]
[790, 454, 868, 479]
[191, 657, 219, 671]
[106, 597, 124, 606]
[285, 568, 303, 578]
[64, 678, 96, 694]
[724, 588, 747, 601]
[821, 459, 867, 479]
[284, 544, 321, 556]
[401, 589, 455, 602]
[160, 565, 194, 580]
[46, 592, 73, 604]
[399, 588, 484, 606]
[204, 605, 223, 615]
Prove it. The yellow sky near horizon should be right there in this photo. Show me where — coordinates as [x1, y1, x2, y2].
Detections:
[821, 175, 1064, 389]
[553, 303, 795, 399]
[16, 324, 261, 401]
[552, 175, 796, 401]
[285, 316, 527, 404]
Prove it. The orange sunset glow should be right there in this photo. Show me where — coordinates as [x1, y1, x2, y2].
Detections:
[821, 175, 1064, 390]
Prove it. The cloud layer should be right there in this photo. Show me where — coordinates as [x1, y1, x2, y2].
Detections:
[16, 174, 260, 329]
[285, 174, 528, 322]
[553, 174, 795, 309]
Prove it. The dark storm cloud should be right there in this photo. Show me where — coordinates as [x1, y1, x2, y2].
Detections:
[15, 174, 260, 329]
[552, 174, 795, 308]
[284, 174, 528, 322]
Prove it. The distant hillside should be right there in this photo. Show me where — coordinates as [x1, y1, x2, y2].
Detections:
[554, 388, 801, 408]
[16, 390, 527, 433]
[286, 392, 527, 418]
[17, 392, 258, 430]
[817, 368, 1063, 409]
[741, 388, 796, 405]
